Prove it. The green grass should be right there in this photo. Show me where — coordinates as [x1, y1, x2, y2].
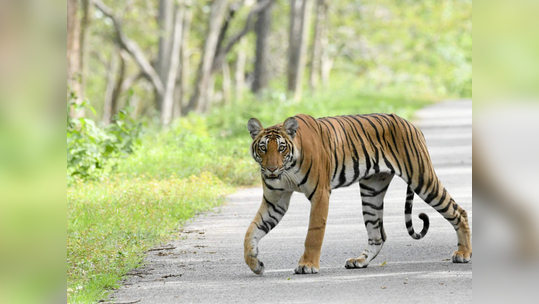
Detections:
[67, 173, 231, 303]
[67, 82, 433, 303]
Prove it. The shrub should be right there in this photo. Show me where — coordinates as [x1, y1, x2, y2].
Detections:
[67, 100, 143, 183]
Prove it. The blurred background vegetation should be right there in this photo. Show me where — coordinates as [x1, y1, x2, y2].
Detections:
[66, 0, 471, 302]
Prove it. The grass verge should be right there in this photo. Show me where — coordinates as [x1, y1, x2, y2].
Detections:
[67, 173, 231, 302]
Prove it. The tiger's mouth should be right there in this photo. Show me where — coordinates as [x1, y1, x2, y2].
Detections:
[264, 173, 281, 179]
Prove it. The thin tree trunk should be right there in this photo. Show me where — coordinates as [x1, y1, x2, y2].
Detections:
[110, 50, 128, 122]
[319, 1, 330, 86]
[252, 0, 274, 94]
[157, 0, 174, 87]
[235, 38, 247, 102]
[287, 0, 313, 102]
[222, 60, 232, 105]
[161, 6, 184, 126]
[174, 5, 193, 119]
[80, 0, 92, 102]
[206, 75, 216, 112]
[103, 46, 120, 125]
[321, 49, 332, 86]
[67, 0, 83, 117]
[309, 0, 326, 91]
[185, 0, 229, 114]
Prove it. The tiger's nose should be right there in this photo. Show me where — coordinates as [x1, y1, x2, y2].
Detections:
[267, 166, 278, 172]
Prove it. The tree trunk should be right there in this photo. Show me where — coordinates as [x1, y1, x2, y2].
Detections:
[110, 51, 128, 123]
[174, 5, 193, 119]
[287, 0, 313, 102]
[103, 46, 120, 125]
[309, 0, 326, 91]
[319, 1, 330, 87]
[157, 0, 174, 112]
[222, 60, 232, 105]
[161, 6, 184, 126]
[67, 0, 83, 117]
[185, 0, 229, 114]
[80, 0, 92, 103]
[235, 38, 247, 102]
[321, 47, 332, 87]
[252, 0, 274, 94]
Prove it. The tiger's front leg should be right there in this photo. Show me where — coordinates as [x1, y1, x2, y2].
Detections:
[294, 188, 330, 274]
[244, 191, 292, 275]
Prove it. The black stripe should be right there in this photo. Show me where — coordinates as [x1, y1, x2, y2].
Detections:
[431, 188, 447, 208]
[438, 202, 452, 214]
[359, 183, 376, 192]
[307, 179, 320, 201]
[298, 160, 313, 186]
[365, 219, 381, 226]
[362, 211, 376, 217]
[264, 196, 285, 216]
[405, 202, 412, 214]
[405, 220, 413, 229]
[263, 179, 285, 191]
[360, 184, 390, 197]
[362, 201, 384, 210]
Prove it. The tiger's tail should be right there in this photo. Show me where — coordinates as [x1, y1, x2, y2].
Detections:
[405, 186, 430, 239]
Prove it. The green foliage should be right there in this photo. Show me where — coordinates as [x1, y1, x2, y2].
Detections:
[117, 114, 258, 185]
[329, 0, 472, 98]
[67, 172, 230, 303]
[67, 100, 143, 183]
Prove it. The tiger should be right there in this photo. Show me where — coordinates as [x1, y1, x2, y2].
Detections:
[244, 114, 472, 275]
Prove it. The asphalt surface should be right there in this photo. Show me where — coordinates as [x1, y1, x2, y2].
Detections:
[111, 100, 472, 304]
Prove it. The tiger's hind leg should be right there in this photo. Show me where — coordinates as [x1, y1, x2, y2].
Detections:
[413, 177, 472, 263]
[345, 173, 394, 269]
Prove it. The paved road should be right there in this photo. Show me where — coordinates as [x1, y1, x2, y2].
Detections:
[111, 100, 472, 303]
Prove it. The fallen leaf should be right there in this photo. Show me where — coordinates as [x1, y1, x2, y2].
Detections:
[380, 261, 387, 267]
[381, 286, 387, 289]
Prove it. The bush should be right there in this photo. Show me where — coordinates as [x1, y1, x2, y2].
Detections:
[67, 101, 143, 183]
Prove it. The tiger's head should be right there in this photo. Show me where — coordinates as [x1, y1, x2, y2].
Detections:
[247, 117, 299, 180]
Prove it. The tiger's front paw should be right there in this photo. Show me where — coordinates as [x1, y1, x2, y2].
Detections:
[344, 257, 369, 269]
[452, 250, 472, 263]
[245, 255, 265, 275]
[294, 262, 319, 274]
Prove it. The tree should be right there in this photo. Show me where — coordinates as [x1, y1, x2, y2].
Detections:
[174, 5, 193, 119]
[185, 0, 230, 114]
[67, 0, 83, 117]
[309, 0, 327, 90]
[156, 0, 174, 111]
[161, 6, 185, 126]
[252, 0, 275, 94]
[102, 45, 120, 125]
[287, 0, 313, 102]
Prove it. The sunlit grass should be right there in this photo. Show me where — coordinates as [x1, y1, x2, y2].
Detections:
[67, 173, 231, 303]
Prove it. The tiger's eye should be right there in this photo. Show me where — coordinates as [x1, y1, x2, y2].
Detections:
[279, 145, 286, 152]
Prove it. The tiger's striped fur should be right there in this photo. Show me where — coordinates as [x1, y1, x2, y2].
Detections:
[244, 114, 472, 275]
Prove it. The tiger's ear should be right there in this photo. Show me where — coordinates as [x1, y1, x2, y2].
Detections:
[283, 117, 299, 139]
[247, 118, 263, 139]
